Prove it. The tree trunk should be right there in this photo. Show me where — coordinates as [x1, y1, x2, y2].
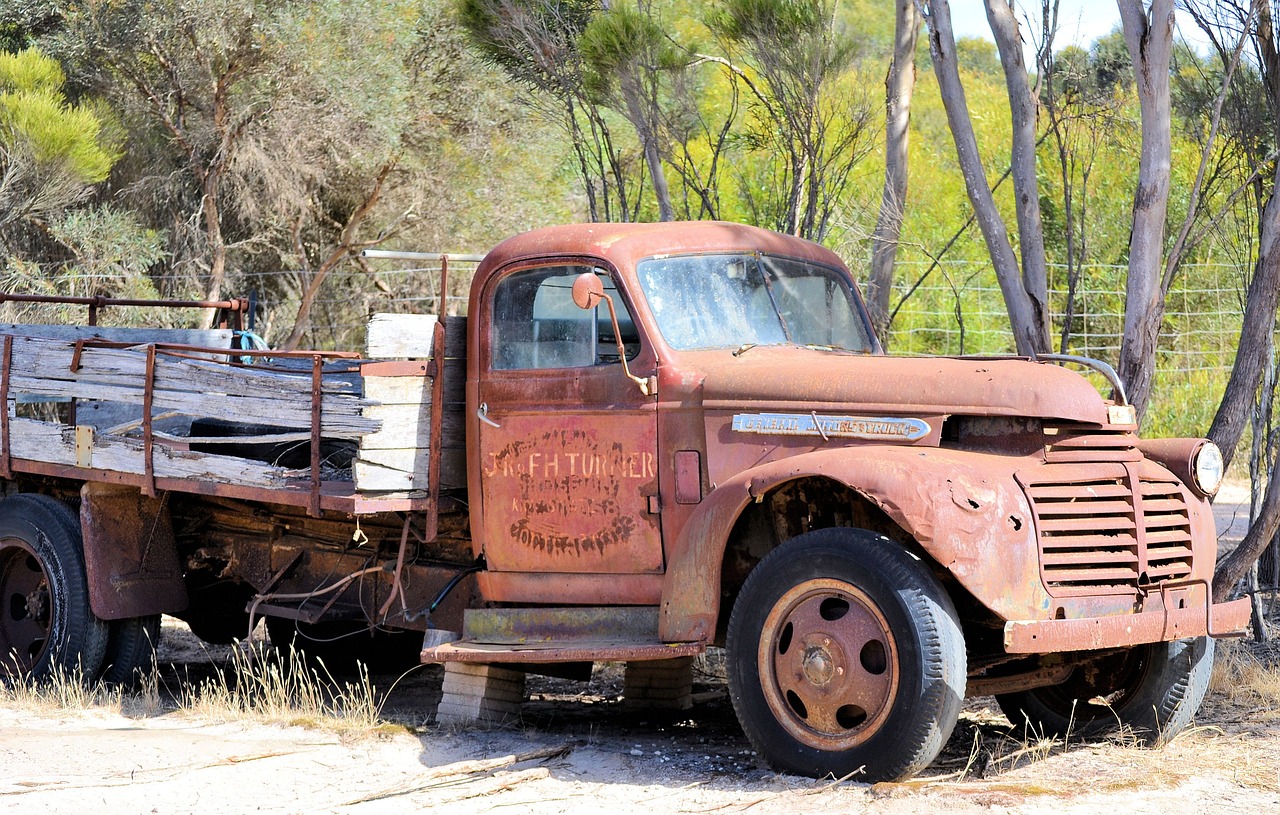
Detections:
[1211, 181, 1280, 598]
[917, 0, 1049, 357]
[866, 0, 921, 344]
[621, 80, 674, 222]
[985, 0, 1052, 347]
[1207, 184, 1280, 469]
[1115, 0, 1175, 419]
[281, 161, 395, 351]
[1215, 459, 1280, 599]
[199, 174, 227, 331]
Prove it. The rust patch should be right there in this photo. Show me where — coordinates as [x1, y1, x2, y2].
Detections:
[80, 482, 188, 619]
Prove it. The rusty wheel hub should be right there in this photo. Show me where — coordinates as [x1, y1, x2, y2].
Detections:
[0, 540, 52, 673]
[758, 578, 898, 750]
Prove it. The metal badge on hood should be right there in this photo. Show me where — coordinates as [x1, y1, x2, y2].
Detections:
[732, 413, 931, 441]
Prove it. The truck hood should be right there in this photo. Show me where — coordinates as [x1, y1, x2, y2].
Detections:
[693, 352, 1110, 424]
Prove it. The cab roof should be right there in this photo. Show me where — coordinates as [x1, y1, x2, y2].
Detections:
[472, 221, 849, 290]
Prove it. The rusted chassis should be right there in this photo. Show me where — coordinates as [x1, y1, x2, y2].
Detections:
[658, 444, 1249, 661]
[22, 479, 474, 637]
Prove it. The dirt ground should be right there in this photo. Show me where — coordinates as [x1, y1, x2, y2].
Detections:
[2, 487, 1279, 815]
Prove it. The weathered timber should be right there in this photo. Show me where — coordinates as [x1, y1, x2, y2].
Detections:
[5, 337, 374, 437]
[359, 405, 465, 450]
[362, 371, 463, 404]
[0, 324, 234, 349]
[354, 449, 466, 492]
[7, 337, 360, 395]
[366, 314, 467, 360]
[7, 417, 292, 486]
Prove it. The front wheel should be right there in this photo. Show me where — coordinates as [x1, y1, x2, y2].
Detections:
[726, 528, 966, 781]
[996, 636, 1214, 744]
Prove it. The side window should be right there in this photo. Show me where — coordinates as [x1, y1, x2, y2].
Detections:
[491, 266, 638, 370]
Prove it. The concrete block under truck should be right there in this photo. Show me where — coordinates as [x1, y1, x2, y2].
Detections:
[0, 222, 1249, 780]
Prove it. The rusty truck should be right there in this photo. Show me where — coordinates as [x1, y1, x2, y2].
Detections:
[0, 221, 1250, 780]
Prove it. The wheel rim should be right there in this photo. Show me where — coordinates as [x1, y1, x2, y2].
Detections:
[758, 578, 899, 750]
[0, 538, 53, 675]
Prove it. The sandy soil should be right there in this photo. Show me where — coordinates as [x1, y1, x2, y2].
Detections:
[2, 491, 1279, 815]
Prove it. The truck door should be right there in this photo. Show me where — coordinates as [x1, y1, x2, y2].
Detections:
[476, 263, 662, 575]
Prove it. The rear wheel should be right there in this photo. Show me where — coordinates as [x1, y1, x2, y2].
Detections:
[0, 494, 109, 681]
[726, 528, 966, 781]
[996, 636, 1214, 744]
[100, 615, 162, 686]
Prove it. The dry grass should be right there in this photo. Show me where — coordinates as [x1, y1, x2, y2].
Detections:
[173, 644, 387, 733]
[1209, 639, 1280, 720]
[2, 644, 390, 737]
[1, 664, 125, 713]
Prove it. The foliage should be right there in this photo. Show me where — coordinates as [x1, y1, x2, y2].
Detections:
[0, 46, 118, 242]
[706, 0, 877, 241]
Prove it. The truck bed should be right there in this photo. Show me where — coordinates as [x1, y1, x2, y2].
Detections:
[0, 318, 466, 516]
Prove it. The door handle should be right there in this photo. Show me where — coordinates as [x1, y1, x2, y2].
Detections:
[477, 402, 501, 429]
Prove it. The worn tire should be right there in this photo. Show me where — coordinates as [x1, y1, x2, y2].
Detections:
[726, 528, 966, 781]
[100, 614, 162, 687]
[996, 636, 1214, 744]
[0, 494, 109, 681]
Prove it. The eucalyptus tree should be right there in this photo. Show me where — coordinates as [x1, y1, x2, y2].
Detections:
[458, 0, 645, 222]
[707, 0, 877, 243]
[865, 0, 922, 342]
[61, 0, 436, 341]
[915, 0, 1051, 357]
[580, 4, 678, 220]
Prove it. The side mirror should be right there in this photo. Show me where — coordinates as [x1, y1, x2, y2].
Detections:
[569, 271, 653, 398]
[571, 272, 606, 310]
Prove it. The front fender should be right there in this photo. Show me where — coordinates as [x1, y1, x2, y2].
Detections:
[659, 446, 1048, 642]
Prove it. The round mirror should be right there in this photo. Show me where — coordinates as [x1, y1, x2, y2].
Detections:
[571, 272, 606, 310]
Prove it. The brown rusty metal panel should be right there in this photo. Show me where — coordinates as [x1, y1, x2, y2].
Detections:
[1003, 594, 1251, 653]
[674, 450, 702, 505]
[422, 640, 704, 664]
[80, 482, 188, 620]
[478, 413, 662, 574]
[461, 606, 660, 645]
[477, 571, 662, 605]
[702, 411, 946, 489]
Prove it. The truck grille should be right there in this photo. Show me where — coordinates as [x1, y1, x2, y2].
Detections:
[1019, 464, 1194, 595]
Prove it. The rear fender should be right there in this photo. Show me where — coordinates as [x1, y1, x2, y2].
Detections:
[659, 446, 1046, 642]
[80, 482, 188, 620]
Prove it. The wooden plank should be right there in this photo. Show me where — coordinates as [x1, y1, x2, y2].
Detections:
[5, 337, 375, 437]
[0, 324, 234, 348]
[359, 406, 465, 450]
[363, 375, 430, 405]
[6, 375, 375, 437]
[7, 337, 360, 396]
[363, 368, 465, 404]
[7, 418, 292, 487]
[366, 314, 467, 360]
[354, 449, 466, 492]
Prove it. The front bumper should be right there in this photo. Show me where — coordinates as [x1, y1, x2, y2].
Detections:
[1003, 594, 1251, 653]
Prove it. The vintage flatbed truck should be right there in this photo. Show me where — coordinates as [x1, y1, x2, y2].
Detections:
[0, 221, 1251, 780]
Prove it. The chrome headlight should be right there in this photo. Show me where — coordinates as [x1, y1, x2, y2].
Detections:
[1193, 442, 1224, 496]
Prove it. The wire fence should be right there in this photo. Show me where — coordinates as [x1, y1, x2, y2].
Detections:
[886, 260, 1245, 375]
[2, 257, 1248, 375]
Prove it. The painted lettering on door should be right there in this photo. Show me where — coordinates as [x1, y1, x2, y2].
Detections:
[481, 425, 658, 561]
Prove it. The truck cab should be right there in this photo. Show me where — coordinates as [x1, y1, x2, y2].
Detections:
[434, 221, 1248, 780]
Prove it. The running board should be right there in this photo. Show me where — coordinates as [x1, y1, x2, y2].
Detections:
[420, 606, 705, 664]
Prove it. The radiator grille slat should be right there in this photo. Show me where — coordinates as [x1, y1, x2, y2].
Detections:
[1021, 465, 1194, 595]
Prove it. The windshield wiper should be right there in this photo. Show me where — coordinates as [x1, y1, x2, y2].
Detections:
[733, 343, 757, 357]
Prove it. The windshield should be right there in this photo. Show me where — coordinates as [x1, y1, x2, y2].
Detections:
[636, 253, 874, 352]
